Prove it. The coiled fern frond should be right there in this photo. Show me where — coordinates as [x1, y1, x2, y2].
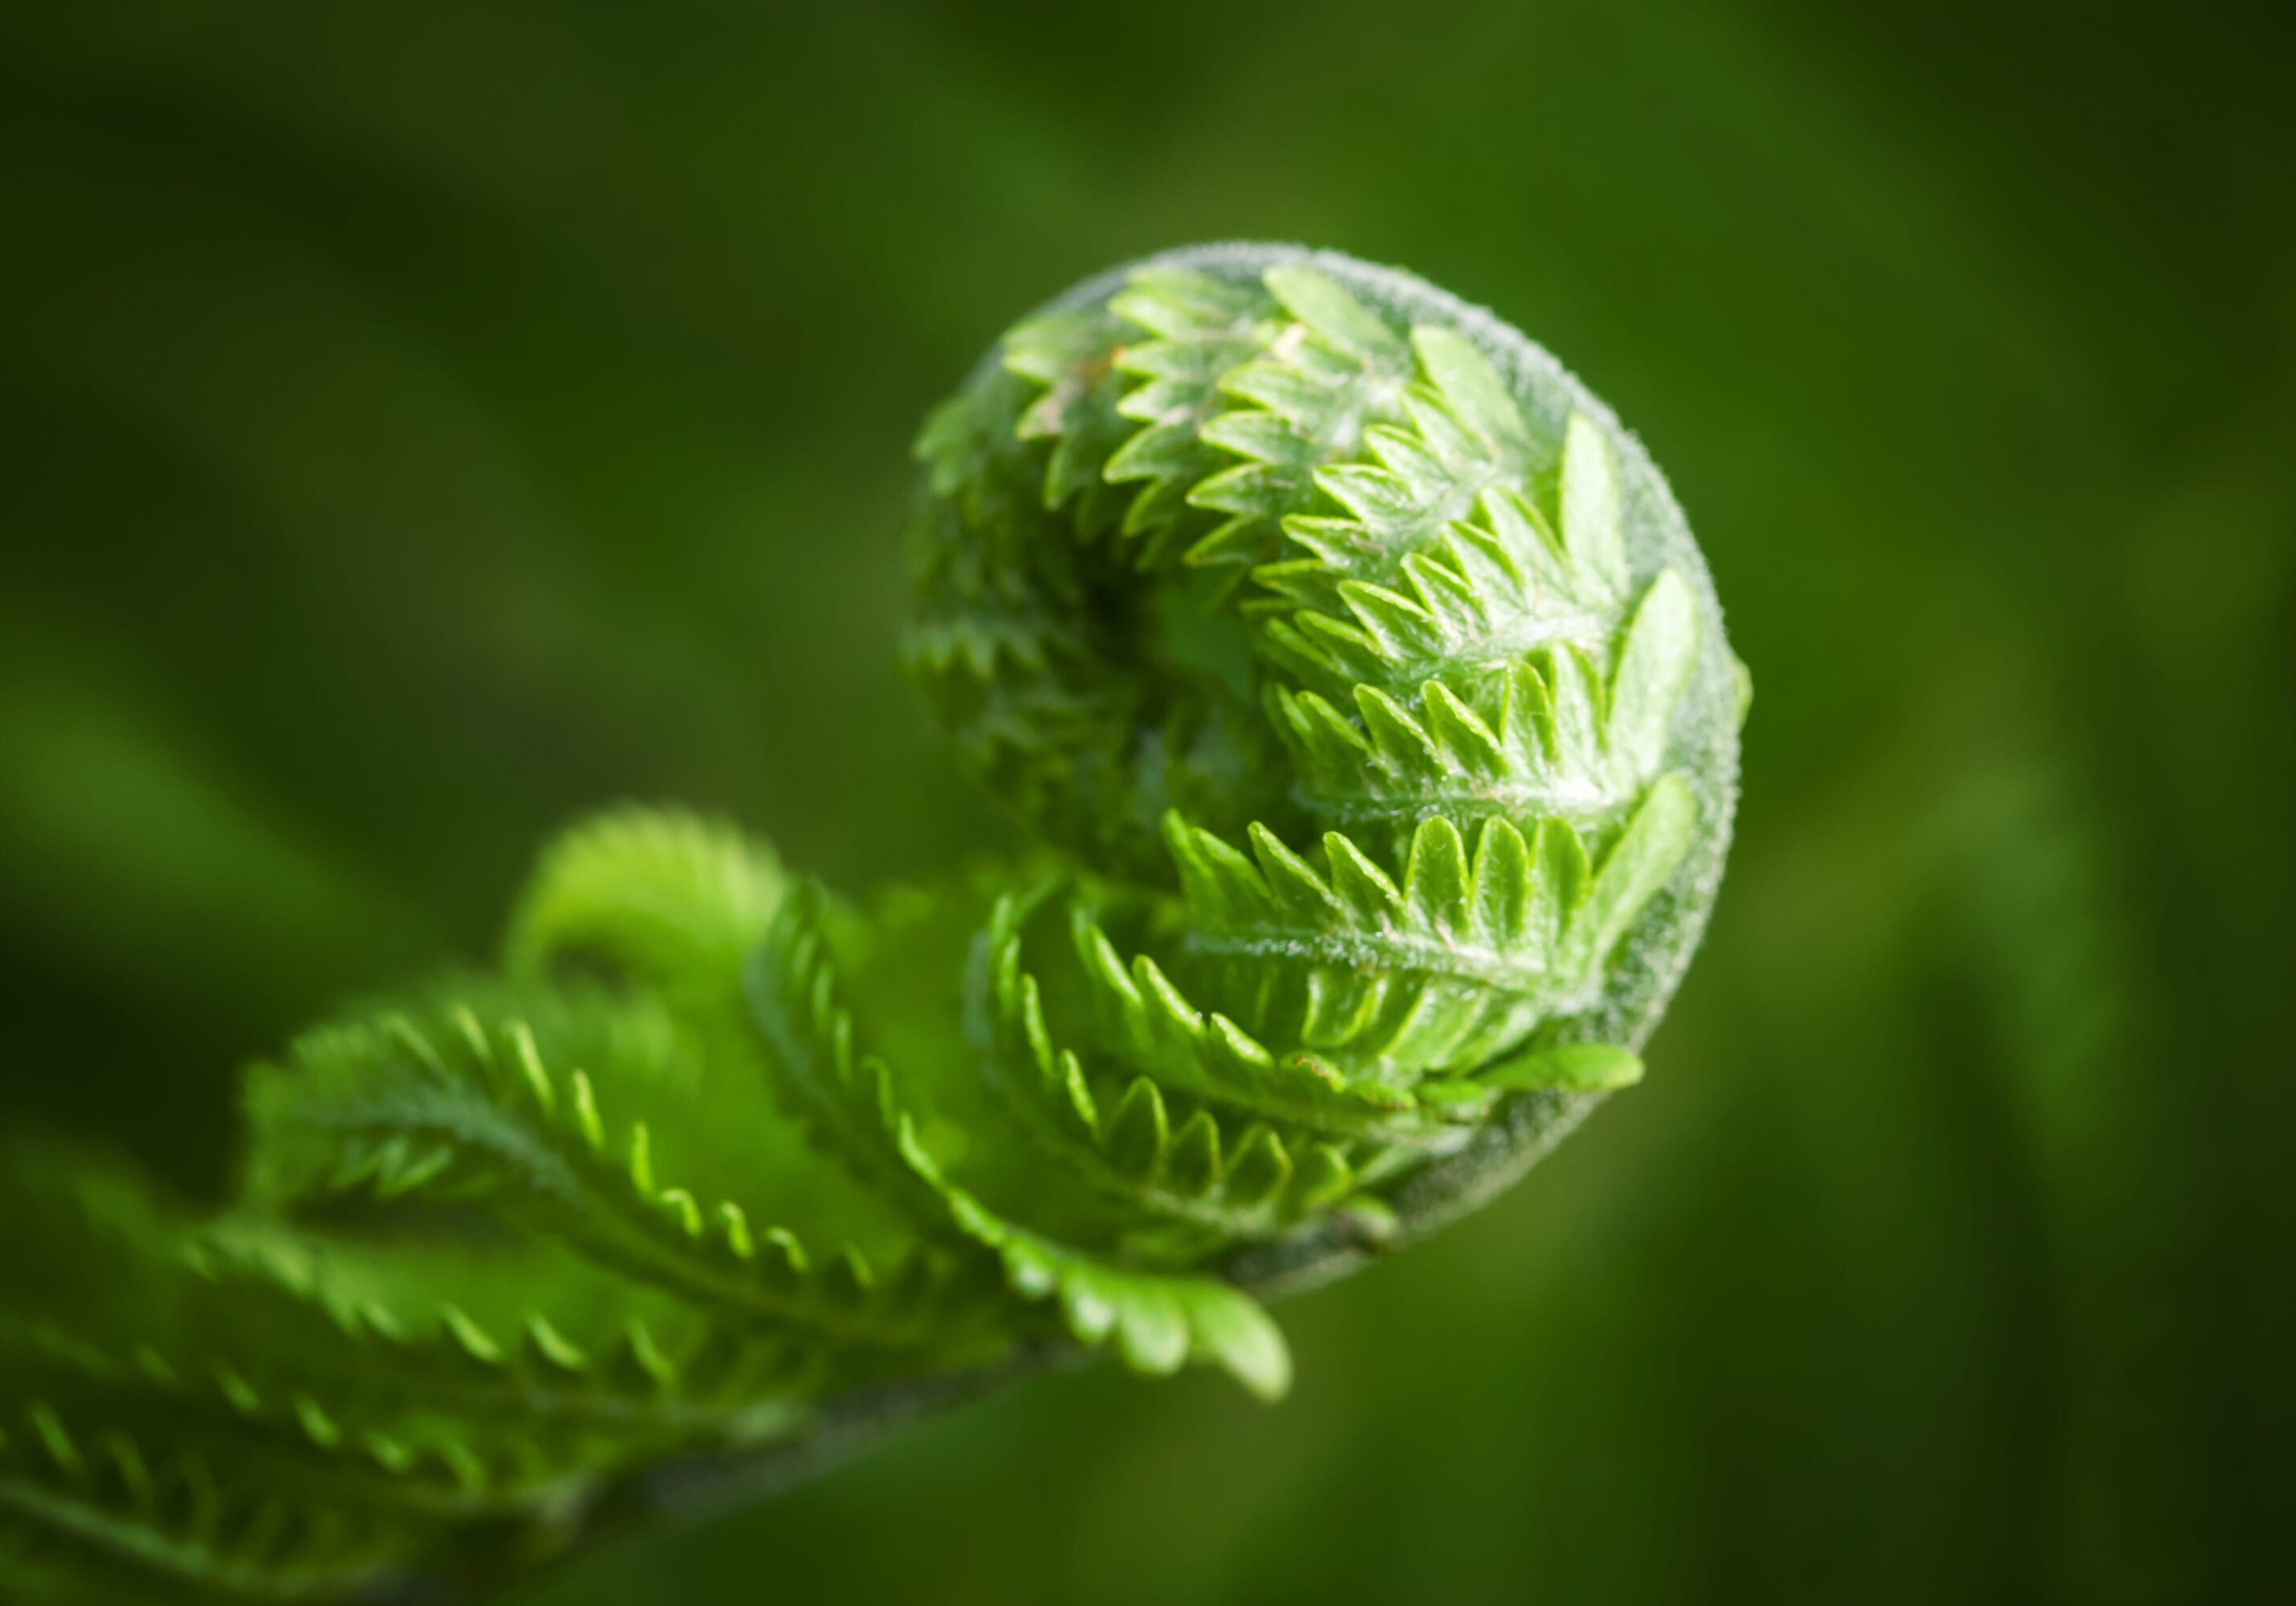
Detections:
[0, 244, 1744, 1603]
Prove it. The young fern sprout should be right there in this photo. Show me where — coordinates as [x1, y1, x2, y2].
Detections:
[0, 243, 1745, 1604]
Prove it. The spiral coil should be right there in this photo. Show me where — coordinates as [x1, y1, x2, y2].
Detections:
[0, 244, 1742, 1604]
[761, 242, 1743, 1353]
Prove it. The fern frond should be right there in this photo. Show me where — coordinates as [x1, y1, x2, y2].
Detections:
[241, 985, 977, 1360]
[7, 243, 1741, 1604]
[1, 1149, 800, 1518]
[750, 883, 1292, 1397]
[503, 805, 784, 997]
[0, 1402, 429, 1605]
[974, 895, 1369, 1245]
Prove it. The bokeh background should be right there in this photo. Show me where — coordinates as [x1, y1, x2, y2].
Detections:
[3, 2, 2291, 1602]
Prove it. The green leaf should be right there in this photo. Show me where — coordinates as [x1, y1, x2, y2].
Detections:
[1411, 327, 1533, 459]
[1607, 570, 1700, 784]
[973, 898, 1395, 1242]
[503, 806, 785, 998]
[1263, 266, 1409, 364]
[1476, 1041, 1645, 1093]
[1557, 412, 1628, 602]
[1003, 306, 1134, 539]
[1566, 772, 1698, 972]
[751, 886, 1293, 1398]
[241, 984, 971, 1357]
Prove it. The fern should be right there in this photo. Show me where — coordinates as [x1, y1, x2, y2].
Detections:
[1, 243, 1745, 1602]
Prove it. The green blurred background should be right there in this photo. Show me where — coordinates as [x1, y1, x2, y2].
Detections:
[2, 2, 2290, 1601]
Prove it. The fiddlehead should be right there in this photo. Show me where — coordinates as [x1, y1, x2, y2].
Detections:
[1, 244, 1743, 1603]
[899, 243, 1741, 1282]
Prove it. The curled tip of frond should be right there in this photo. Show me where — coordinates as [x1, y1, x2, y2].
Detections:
[5, 247, 1742, 1605]
[893, 239, 1736, 1356]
